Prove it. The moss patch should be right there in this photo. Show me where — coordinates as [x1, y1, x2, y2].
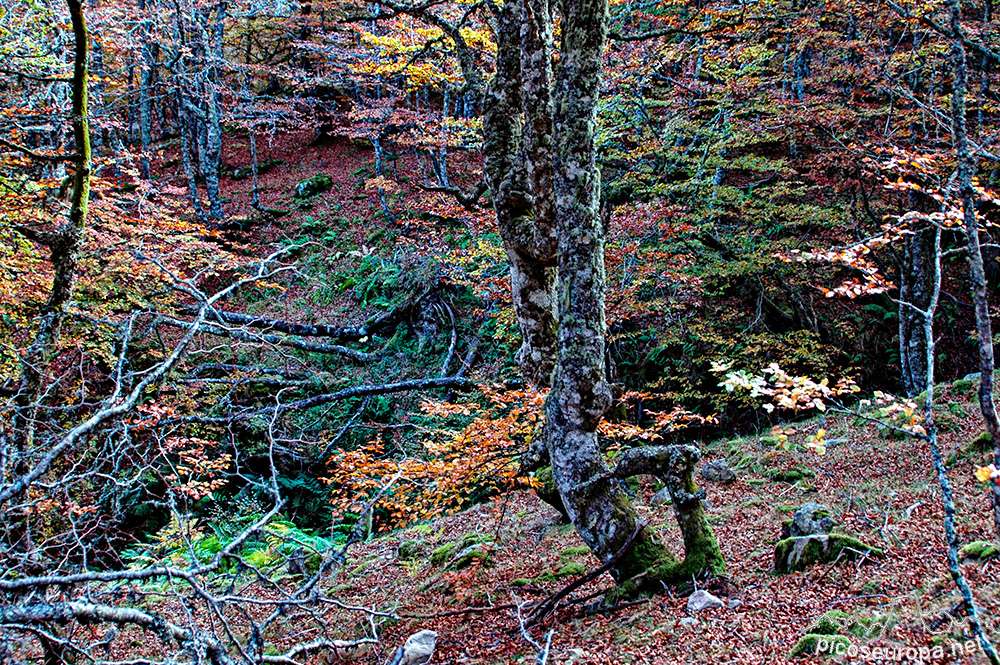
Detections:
[560, 546, 592, 560]
[397, 539, 426, 562]
[951, 378, 976, 394]
[968, 431, 994, 453]
[807, 610, 850, 635]
[789, 634, 850, 657]
[535, 561, 587, 582]
[767, 466, 816, 483]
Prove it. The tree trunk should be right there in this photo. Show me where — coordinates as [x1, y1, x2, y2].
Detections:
[540, 0, 723, 586]
[947, 0, 1000, 538]
[479, 0, 724, 589]
[138, 0, 154, 180]
[899, 224, 935, 397]
[918, 220, 1000, 665]
[483, 1, 558, 388]
[202, 0, 225, 221]
[12, 0, 91, 452]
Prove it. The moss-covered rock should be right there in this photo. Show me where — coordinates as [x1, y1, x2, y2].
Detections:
[293, 174, 334, 199]
[968, 431, 994, 453]
[430, 533, 496, 569]
[789, 633, 850, 657]
[787, 502, 836, 538]
[397, 539, 427, 562]
[774, 534, 884, 574]
[960, 540, 1000, 560]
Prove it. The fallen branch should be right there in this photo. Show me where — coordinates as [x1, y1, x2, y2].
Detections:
[159, 376, 473, 426]
[157, 315, 377, 362]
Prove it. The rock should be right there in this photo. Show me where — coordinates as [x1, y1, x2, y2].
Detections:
[959, 540, 1000, 561]
[728, 599, 743, 610]
[398, 630, 437, 665]
[968, 431, 994, 453]
[678, 617, 698, 627]
[293, 174, 334, 199]
[397, 539, 426, 562]
[774, 534, 884, 574]
[963, 372, 982, 382]
[700, 459, 736, 484]
[430, 533, 495, 569]
[687, 589, 725, 613]
[789, 502, 835, 538]
[651, 487, 672, 505]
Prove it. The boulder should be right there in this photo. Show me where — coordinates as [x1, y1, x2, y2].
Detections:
[398, 630, 437, 665]
[687, 589, 725, 613]
[700, 459, 736, 484]
[774, 534, 884, 574]
[788, 502, 835, 538]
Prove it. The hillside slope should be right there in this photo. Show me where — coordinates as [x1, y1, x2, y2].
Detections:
[305, 379, 1000, 664]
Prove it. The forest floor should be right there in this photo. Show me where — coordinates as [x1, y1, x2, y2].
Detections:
[159, 133, 1000, 664]
[308, 382, 1000, 665]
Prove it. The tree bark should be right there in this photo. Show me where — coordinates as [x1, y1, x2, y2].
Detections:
[947, 0, 1000, 537]
[483, 1, 558, 387]
[12, 0, 91, 451]
[138, 0, 154, 180]
[538, 0, 723, 586]
[480, 0, 724, 588]
[899, 224, 936, 397]
[202, 0, 225, 221]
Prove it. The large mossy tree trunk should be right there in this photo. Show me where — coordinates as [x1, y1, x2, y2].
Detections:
[544, 0, 649, 577]
[483, 0, 725, 588]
